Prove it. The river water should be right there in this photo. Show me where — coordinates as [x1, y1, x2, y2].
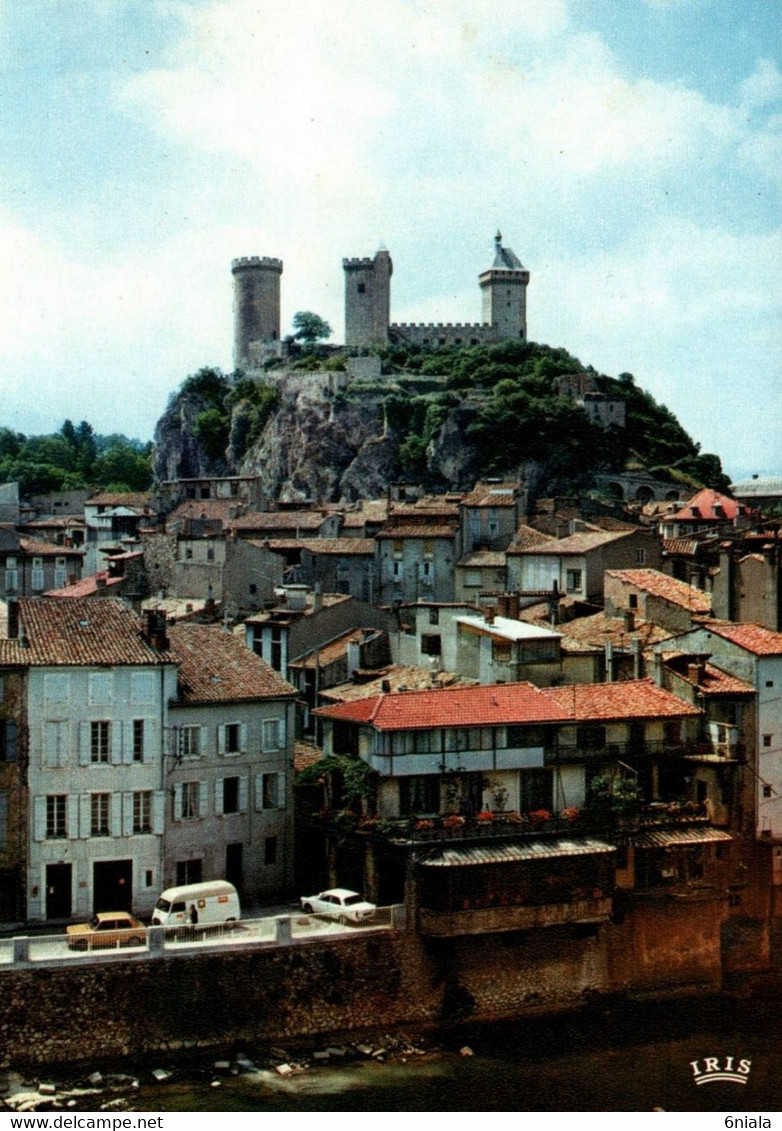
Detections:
[124, 996, 781, 1113]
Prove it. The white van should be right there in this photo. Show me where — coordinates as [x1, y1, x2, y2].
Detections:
[151, 880, 240, 927]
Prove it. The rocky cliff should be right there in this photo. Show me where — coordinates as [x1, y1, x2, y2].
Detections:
[154, 368, 486, 501]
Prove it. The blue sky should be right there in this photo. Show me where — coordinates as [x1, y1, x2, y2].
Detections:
[0, 0, 779, 481]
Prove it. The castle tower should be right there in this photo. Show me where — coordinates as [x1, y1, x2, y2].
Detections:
[479, 232, 530, 341]
[231, 256, 283, 370]
[342, 248, 392, 348]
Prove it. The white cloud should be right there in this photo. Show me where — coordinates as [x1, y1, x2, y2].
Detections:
[740, 58, 782, 110]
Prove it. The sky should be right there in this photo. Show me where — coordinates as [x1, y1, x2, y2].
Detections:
[0, 0, 779, 482]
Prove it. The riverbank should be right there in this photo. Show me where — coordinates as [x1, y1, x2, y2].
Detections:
[2, 993, 780, 1113]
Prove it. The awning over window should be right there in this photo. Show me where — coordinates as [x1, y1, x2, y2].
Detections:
[419, 837, 616, 867]
[632, 826, 732, 848]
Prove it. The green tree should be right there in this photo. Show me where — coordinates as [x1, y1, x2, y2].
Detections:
[292, 311, 332, 345]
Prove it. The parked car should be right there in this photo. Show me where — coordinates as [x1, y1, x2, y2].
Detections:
[66, 911, 146, 951]
[300, 888, 376, 924]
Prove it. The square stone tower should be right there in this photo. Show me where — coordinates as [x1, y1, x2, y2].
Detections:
[479, 232, 530, 340]
[343, 248, 393, 348]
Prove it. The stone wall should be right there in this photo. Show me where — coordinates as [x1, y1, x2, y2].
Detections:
[1, 899, 733, 1069]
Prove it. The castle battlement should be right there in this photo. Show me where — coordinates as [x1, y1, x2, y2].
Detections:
[391, 322, 494, 332]
[232, 256, 283, 273]
[342, 257, 376, 270]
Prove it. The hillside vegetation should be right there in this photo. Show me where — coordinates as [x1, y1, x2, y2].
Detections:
[0, 420, 152, 497]
[154, 339, 729, 499]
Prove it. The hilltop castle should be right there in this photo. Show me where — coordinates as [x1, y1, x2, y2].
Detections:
[231, 232, 530, 370]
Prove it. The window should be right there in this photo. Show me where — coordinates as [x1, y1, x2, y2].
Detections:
[181, 781, 200, 820]
[577, 725, 606, 751]
[261, 772, 285, 809]
[492, 641, 512, 664]
[420, 634, 442, 656]
[180, 726, 200, 759]
[133, 719, 145, 763]
[46, 795, 67, 839]
[763, 734, 772, 748]
[223, 777, 239, 814]
[391, 560, 404, 581]
[91, 793, 110, 836]
[635, 549, 647, 565]
[91, 721, 110, 763]
[262, 719, 280, 751]
[0, 720, 17, 763]
[766, 681, 774, 688]
[399, 775, 440, 815]
[131, 672, 156, 704]
[88, 673, 112, 705]
[264, 836, 278, 866]
[519, 768, 552, 812]
[664, 721, 682, 745]
[133, 791, 152, 834]
[464, 569, 482, 587]
[207, 547, 215, 562]
[565, 569, 582, 593]
[44, 674, 70, 702]
[429, 607, 440, 626]
[763, 784, 773, 799]
[54, 557, 67, 588]
[224, 723, 241, 753]
[5, 557, 18, 592]
[176, 859, 203, 885]
[628, 594, 638, 609]
[31, 557, 44, 591]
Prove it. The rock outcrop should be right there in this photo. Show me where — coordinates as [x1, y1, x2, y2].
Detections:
[154, 369, 486, 500]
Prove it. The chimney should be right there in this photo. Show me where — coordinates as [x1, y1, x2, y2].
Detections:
[652, 651, 663, 687]
[605, 640, 614, 683]
[497, 593, 509, 618]
[7, 598, 19, 640]
[313, 584, 323, 614]
[381, 679, 391, 693]
[485, 606, 495, 625]
[508, 592, 520, 619]
[142, 608, 169, 651]
[95, 575, 107, 594]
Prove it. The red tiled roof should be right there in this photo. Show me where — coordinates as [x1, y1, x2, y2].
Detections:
[700, 620, 782, 656]
[294, 740, 324, 772]
[698, 664, 754, 696]
[556, 611, 671, 649]
[667, 489, 746, 523]
[542, 679, 700, 721]
[605, 569, 712, 613]
[264, 538, 375, 555]
[376, 524, 457, 539]
[46, 571, 123, 598]
[230, 511, 331, 531]
[313, 677, 698, 729]
[0, 598, 169, 666]
[19, 537, 83, 557]
[314, 680, 566, 730]
[511, 524, 555, 550]
[166, 500, 245, 525]
[509, 528, 633, 556]
[461, 483, 519, 507]
[86, 492, 154, 510]
[458, 551, 507, 567]
[167, 624, 297, 703]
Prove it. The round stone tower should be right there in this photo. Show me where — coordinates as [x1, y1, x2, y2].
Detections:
[479, 232, 530, 341]
[231, 256, 283, 370]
